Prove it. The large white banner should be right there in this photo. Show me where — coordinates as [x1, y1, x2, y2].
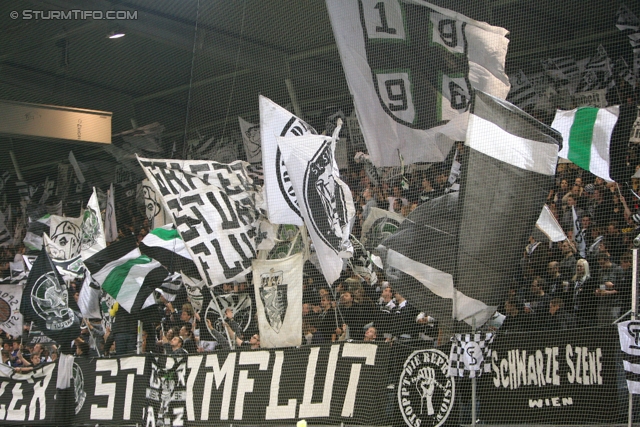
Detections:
[137, 157, 262, 286]
[277, 126, 355, 285]
[326, 0, 510, 167]
[253, 252, 303, 348]
[260, 95, 317, 226]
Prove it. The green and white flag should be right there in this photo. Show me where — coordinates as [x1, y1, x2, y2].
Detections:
[552, 106, 620, 181]
[91, 247, 166, 313]
[139, 224, 200, 280]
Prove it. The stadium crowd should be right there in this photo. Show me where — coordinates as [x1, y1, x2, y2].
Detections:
[1, 119, 640, 361]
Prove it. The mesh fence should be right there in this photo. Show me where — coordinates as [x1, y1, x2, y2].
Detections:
[0, 0, 640, 426]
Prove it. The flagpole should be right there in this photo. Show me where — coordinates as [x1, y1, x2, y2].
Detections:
[137, 320, 143, 355]
[471, 317, 477, 427]
[630, 248, 637, 427]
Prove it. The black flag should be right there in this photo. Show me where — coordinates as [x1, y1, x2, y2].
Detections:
[20, 250, 80, 352]
[382, 91, 561, 328]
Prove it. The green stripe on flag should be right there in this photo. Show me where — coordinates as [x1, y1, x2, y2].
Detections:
[567, 107, 598, 172]
[150, 227, 182, 241]
[102, 255, 153, 298]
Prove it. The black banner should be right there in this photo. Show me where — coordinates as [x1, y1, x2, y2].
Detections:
[146, 342, 390, 426]
[0, 343, 391, 426]
[481, 326, 619, 424]
[0, 332, 623, 426]
[0, 363, 57, 424]
[73, 356, 147, 425]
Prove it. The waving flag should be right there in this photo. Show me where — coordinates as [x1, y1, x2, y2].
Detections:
[615, 4, 640, 86]
[278, 122, 355, 285]
[535, 205, 566, 243]
[91, 248, 166, 314]
[239, 116, 262, 164]
[46, 214, 84, 261]
[105, 183, 118, 243]
[23, 213, 51, 251]
[326, 0, 510, 167]
[260, 95, 317, 226]
[139, 224, 201, 280]
[20, 250, 80, 348]
[0, 209, 12, 248]
[618, 320, 640, 394]
[552, 106, 619, 181]
[576, 45, 614, 93]
[138, 156, 261, 287]
[383, 91, 560, 327]
[449, 332, 494, 378]
[81, 188, 107, 259]
[541, 56, 580, 84]
[507, 70, 540, 111]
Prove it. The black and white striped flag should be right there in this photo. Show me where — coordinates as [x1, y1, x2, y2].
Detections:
[616, 4, 639, 32]
[507, 69, 539, 110]
[618, 320, 640, 394]
[541, 56, 580, 83]
[615, 4, 640, 87]
[0, 171, 10, 197]
[15, 181, 30, 202]
[155, 272, 183, 302]
[576, 45, 613, 93]
[449, 332, 494, 378]
[615, 57, 637, 89]
[0, 208, 11, 247]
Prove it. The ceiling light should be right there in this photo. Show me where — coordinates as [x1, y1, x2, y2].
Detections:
[107, 30, 125, 39]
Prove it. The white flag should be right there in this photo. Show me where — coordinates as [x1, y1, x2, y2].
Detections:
[536, 205, 566, 242]
[77, 272, 102, 320]
[277, 124, 355, 285]
[81, 187, 107, 259]
[618, 320, 640, 394]
[105, 183, 118, 243]
[253, 252, 303, 348]
[47, 214, 84, 261]
[238, 116, 262, 164]
[0, 284, 23, 337]
[139, 179, 170, 230]
[260, 95, 317, 226]
[326, 0, 510, 167]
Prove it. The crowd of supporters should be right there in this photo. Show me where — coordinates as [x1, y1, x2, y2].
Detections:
[1, 121, 640, 359]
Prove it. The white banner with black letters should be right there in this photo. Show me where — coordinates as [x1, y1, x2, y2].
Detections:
[138, 157, 262, 286]
[253, 252, 303, 348]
